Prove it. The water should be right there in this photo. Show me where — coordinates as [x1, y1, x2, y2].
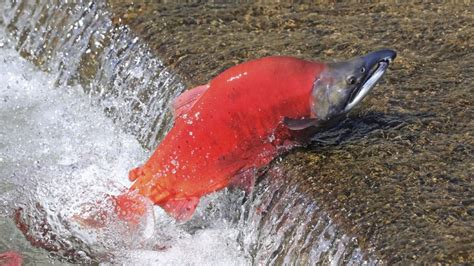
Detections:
[0, 0, 373, 264]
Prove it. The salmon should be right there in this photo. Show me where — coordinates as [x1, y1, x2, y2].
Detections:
[112, 49, 397, 222]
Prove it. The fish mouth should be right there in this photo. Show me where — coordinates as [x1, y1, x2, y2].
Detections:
[344, 49, 396, 112]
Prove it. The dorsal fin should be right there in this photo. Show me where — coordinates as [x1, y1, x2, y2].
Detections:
[159, 197, 200, 221]
[171, 84, 209, 117]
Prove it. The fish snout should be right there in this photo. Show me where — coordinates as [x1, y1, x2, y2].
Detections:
[361, 49, 397, 68]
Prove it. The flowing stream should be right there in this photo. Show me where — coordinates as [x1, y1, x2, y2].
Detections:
[0, 1, 372, 264]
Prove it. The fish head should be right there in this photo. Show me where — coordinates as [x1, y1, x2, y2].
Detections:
[311, 49, 396, 122]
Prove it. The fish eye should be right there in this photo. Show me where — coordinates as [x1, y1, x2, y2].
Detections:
[347, 76, 357, 85]
[360, 67, 366, 73]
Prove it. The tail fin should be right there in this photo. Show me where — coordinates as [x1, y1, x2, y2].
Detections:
[115, 193, 199, 222]
[71, 191, 152, 229]
[112, 191, 150, 224]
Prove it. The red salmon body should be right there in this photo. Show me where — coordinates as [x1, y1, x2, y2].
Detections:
[126, 56, 325, 220]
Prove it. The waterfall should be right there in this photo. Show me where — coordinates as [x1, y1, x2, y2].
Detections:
[1, 0, 185, 150]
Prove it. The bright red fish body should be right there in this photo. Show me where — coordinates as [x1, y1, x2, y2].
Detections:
[125, 56, 325, 220]
[117, 49, 396, 221]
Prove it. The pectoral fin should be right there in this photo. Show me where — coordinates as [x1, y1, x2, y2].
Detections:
[159, 197, 200, 221]
[283, 117, 319, 130]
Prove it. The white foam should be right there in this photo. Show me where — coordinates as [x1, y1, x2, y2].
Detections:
[115, 229, 246, 266]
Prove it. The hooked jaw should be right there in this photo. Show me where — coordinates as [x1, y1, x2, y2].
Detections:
[343, 49, 397, 112]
